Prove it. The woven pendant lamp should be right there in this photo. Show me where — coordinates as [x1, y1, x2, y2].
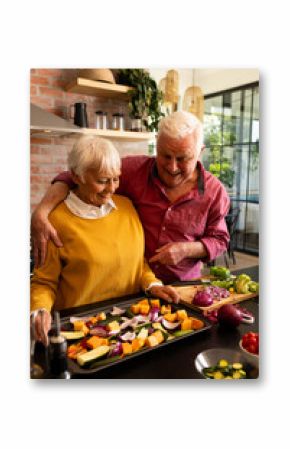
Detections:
[164, 70, 179, 104]
[183, 86, 204, 122]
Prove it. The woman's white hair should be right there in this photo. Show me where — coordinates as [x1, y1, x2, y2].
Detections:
[68, 135, 121, 181]
[158, 111, 203, 150]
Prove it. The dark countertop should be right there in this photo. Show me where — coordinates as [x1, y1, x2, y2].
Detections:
[33, 266, 259, 379]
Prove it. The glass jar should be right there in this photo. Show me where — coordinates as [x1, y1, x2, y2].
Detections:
[95, 111, 107, 129]
[112, 113, 124, 131]
[131, 116, 142, 132]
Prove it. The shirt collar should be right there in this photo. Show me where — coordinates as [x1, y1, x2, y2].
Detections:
[151, 159, 205, 196]
[64, 191, 117, 219]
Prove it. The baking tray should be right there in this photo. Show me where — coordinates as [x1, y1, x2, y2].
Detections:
[60, 297, 212, 376]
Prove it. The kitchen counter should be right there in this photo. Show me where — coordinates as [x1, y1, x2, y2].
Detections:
[32, 266, 259, 379]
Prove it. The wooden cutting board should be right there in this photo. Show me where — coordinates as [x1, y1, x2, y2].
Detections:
[172, 284, 258, 312]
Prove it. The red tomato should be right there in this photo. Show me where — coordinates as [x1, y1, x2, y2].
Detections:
[246, 343, 257, 354]
[246, 336, 257, 345]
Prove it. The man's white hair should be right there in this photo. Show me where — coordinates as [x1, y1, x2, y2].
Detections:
[68, 135, 120, 182]
[158, 111, 203, 149]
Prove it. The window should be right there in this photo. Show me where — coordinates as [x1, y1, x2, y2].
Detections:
[203, 83, 259, 254]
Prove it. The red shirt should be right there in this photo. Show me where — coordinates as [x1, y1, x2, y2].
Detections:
[54, 156, 230, 282]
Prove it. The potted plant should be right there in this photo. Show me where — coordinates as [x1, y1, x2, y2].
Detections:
[117, 69, 164, 132]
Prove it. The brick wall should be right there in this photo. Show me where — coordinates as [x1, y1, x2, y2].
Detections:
[30, 68, 149, 212]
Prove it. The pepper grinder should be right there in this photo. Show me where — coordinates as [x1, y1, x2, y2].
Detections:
[48, 312, 70, 379]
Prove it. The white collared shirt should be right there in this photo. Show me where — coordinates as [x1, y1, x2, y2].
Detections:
[64, 191, 117, 219]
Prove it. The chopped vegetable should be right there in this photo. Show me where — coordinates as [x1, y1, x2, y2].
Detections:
[202, 359, 247, 379]
[110, 306, 126, 316]
[120, 331, 136, 341]
[217, 304, 242, 328]
[162, 318, 180, 330]
[60, 331, 85, 340]
[77, 346, 110, 367]
[65, 299, 206, 368]
[210, 266, 231, 280]
[192, 291, 213, 307]
[241, 332, 259, 355]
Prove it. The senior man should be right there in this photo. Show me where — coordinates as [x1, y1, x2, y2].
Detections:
[31, 111, 230, 283]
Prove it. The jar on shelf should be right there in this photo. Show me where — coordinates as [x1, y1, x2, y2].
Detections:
[148, 134, 157, 156]
[95, 111, 107, 129]
[111, 113, 124, 131]
[131, 115, 142, 132]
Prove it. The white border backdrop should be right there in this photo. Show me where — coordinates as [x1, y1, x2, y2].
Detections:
[1, 1, 288, 448]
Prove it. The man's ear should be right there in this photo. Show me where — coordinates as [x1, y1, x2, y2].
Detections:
[198, 144, 206, 160]
[71, 170, 81, 185]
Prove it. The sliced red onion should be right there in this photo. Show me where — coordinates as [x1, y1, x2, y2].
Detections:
[108, 329, 120, 336]
[89, 326, 108, 337]
[131, 315, 149, 326]
[110, 306, 126, 316]
[108, 341, 123, 357]
[205, 286, 230, 299]
[120, 319, 133, 330]
[69, 316, 93, 323]
[120, 331, 136, 341]
[235, 305, 254, 319]
[149, 307, 160, 322]
[203, 310, 218, 323]
[162, 318, 180, 330]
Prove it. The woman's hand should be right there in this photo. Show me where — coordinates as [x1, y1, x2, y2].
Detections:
[33, 310, 52, 346]
[149, 285, 180, 304]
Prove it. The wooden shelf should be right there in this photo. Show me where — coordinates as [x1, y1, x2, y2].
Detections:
[81, 128, 154, 141]
[65, 77, 132, 99]
[30, 126, 154, 141]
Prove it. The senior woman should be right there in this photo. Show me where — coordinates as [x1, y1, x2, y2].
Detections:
[31, 135, 179, 345]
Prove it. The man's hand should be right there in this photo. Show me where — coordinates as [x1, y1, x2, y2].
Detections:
[31, 211, 63, 267]
[34, 310, 52, 346]
[149, 285, 180, 304]
[31, 182, 69, 267]
[149, 242, 190, 265]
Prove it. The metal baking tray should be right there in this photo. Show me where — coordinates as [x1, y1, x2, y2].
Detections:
[60, 297, 212, 376]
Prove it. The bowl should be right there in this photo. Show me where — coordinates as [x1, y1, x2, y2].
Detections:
[78, 69, 115, 84]
[239, 339, 259, 365]
[195, 347, 259, 379]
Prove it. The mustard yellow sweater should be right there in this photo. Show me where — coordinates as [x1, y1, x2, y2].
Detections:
[31, 195, 159, 312]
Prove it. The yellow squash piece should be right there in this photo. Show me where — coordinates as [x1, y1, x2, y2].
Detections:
[122, 342, 133, 355]
[130, 304, 140, 314]
[150, 299, 160, 308]
[151, 330, 164, 344]
[181, 318, 192, 330]
[140, 304, 150, 315]
[73, 321, 89, 335]
[145, 335, 159, 347]
[86, 336, 109, 349]
[176, 309, 188, 321]
[107, 320, 120, 332]
[161, 305, 172, 315]
[163, 313, 177, 322]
